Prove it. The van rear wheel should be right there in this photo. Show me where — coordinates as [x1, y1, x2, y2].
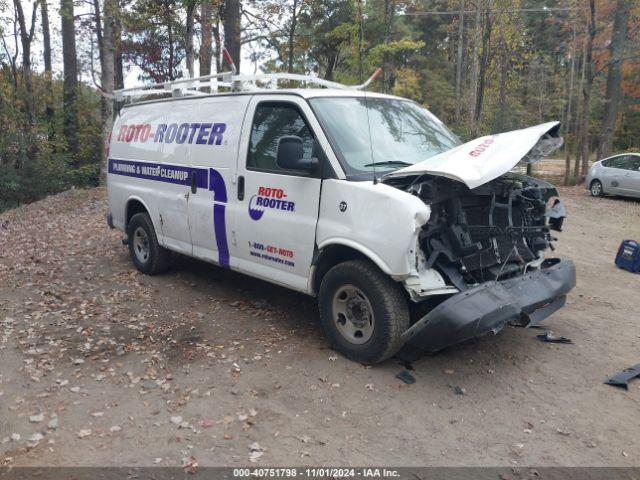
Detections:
[318, 260, 409, 365]
[127, 213, 170, 275]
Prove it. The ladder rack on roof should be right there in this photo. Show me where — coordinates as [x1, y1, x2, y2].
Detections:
[108, 68, 382, 104]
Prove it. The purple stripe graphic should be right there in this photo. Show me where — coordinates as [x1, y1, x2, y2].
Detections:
[209, 169, 229, 268]
[108, 158, 208, 188]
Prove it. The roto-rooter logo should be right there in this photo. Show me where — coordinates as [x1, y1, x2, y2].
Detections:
[469, 137, 494, 157]
[248, 187, 295, 221]
[116, 122, 226, 146]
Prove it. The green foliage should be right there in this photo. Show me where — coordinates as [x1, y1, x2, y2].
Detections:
[0, 68, 102, 212]
[121, 0, 188, 82]
[368, 39, 425, 66]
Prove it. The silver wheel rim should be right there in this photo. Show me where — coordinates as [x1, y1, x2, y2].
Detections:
[132, 226, 150, 263]
[591, 182, 601, 196]
[331, 285, 374, 344]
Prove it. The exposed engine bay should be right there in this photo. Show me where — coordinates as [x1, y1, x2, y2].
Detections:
[386, 172, 562, 291]
[378, 122, 575, 355]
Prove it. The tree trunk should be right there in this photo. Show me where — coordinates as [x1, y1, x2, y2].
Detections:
[200, 0, 213, 76]
[471, 1, 491, 137]
[356, 0, 364, 82]
[454, 0, 465, 125]
[61, 0, 79, 161]
[563, 15, 577, 186]
[185, 0, 196, 77]
[599, 0, 631, 158]
[287, 0, 298, 73]
[573, 52, 584, 180]
[213, 14, 222, 73]
[115, 6, 124, 89]
[223, 0, 241, 70]
[495, 40, 508, 133]
[324, 51, 337, 81]
[579, 0, 596, 182]
[381, 0, 395, 93]
[168, 21, 175, 79]
[93, 0, 106, 123]
[93, 0, 103, 60]
[41, 0, 54, 129]
[13, 0, 37, 125]
[99, 0, 116, 185]
[468, 0, 482, 136]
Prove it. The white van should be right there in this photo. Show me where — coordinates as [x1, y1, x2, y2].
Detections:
[107, 75, 576, 364]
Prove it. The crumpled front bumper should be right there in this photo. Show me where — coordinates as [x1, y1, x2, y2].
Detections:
[401, 259, 576, 354]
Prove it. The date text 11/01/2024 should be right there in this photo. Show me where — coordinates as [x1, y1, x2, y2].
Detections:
[232, 468, 401, 477]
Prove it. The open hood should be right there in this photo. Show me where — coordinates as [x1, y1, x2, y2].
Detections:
[382, 121, 562, 189]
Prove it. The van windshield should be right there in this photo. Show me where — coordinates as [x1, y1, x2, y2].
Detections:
[310, 97, 461, 176]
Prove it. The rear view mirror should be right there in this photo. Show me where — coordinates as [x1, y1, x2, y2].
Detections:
[276, 136, 317, 173]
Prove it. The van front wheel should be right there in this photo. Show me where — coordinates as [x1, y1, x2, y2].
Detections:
[318, 260, 409, 364]
[127, 213, 170, 275]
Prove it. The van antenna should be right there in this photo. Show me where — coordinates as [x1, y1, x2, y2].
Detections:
[363, 69, 381, 185]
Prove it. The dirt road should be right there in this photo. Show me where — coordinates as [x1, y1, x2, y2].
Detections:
[1, 186, 639, 467]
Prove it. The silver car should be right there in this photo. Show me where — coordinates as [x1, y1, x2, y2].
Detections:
[586, 153, 640, 198]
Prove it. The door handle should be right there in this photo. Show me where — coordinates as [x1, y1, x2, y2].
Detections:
[190, 171, 197, 194]
[238, 175, 245, 201]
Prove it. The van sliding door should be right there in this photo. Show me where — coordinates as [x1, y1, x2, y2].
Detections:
[187, 96, 252, 267]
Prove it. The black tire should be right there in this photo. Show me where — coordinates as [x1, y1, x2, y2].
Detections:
[318, 259, 410, 365]
[590, 179, 604, 197]
[127, 212, 170, 275]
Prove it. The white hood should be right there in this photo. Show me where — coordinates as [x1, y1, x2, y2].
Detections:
[383, 121, 562, 189]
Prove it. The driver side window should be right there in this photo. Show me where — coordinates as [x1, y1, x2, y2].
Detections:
[247, 103, 314, 173]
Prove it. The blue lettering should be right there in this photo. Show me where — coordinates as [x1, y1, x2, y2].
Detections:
[165, 123, 178, 143]
[151, 122, 226, 145]
[176, 123, 189, 144]
[188, 123, 201, 143]
[196, 123, 212, 144]
[208, 123, 226, 145]
[154, 124, 167, 143]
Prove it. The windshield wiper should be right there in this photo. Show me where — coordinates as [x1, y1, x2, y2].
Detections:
[363, 160, 411, 167]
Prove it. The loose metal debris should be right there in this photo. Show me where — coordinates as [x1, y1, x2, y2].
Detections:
[395, 370, 416, 385]
[536, 331, 573, 344]
[605, 364, 640, 390]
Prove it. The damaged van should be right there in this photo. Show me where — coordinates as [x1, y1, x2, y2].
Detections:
[107, 72, 576, 364]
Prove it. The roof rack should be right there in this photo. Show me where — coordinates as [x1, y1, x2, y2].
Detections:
[104, 49, 382, 103]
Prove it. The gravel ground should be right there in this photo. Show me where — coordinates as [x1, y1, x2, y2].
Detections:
[0, 186, 639, 467]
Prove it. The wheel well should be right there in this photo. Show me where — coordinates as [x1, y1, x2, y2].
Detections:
[590, 178, 601, 187]
[312, 245, 369, 295]
[125, 199, 148, 228]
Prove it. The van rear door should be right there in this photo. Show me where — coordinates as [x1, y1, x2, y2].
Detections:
[108, 104, 192, 253]
[231, 95, 323, 291]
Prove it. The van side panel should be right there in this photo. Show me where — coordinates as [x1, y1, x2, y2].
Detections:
[187, 96, 251, 266]
[107, 96, 252, 268]
[108, 105, 166, 240]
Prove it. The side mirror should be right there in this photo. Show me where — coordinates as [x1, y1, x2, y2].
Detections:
[276, 136, 317, 173]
